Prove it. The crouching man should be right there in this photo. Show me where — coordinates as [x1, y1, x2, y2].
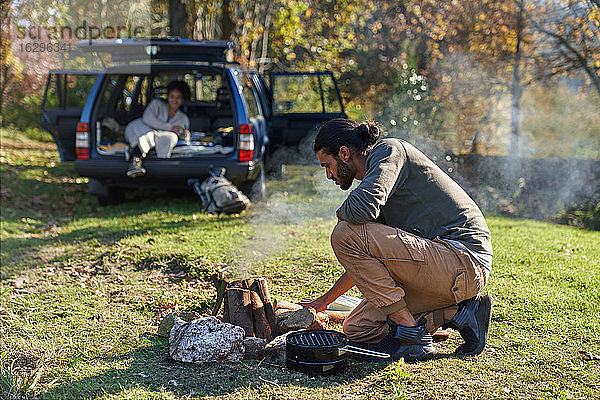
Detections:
[300, 119, 493, 361]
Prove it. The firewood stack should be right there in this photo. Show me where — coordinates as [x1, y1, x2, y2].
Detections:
[212, 277, 278, 341]
[212, 276, 351, 341]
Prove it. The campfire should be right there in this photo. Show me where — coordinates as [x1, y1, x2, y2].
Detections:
[163, 276, 351, 368]
[212, 277, 347, 340]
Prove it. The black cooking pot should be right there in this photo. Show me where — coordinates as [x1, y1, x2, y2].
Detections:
[285, 330, 389, 375]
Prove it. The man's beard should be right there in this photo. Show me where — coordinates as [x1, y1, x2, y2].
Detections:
[336, 158, 355, 190]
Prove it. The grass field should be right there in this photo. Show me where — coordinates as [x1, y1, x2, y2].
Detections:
[1, 127, 599, 399]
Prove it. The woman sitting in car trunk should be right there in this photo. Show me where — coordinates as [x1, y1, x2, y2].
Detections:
[125, 80, 191, 178]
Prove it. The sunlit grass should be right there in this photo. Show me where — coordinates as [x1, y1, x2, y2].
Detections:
[1, 128, 599, 399]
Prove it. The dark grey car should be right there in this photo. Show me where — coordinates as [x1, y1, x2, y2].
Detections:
[41, 38, 346, 205]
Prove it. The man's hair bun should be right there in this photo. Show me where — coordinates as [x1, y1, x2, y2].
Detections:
[356, 121, 380, 146]
[314, 118, 381, 156]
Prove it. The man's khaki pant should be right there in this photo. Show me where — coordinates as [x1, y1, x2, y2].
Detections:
[332, 221, 487, 343]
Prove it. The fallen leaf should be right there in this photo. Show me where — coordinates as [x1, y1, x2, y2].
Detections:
[12, 277, 28, 288]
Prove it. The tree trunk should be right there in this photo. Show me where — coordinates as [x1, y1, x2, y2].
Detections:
[221, 0, 235, 40]
[169, 0, 191, 38]
[0, 1, 11, 126]
[259, 10, 272, 74]
[510, 1, 524, 156]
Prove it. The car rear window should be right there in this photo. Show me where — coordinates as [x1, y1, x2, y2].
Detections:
[152, 73, 223, 102]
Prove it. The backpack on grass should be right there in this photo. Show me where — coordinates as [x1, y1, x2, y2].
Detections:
[189, 168, 250, 214]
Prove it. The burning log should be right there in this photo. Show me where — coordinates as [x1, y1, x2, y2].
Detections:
[249, 290, 272, 340]
[213, 278, 348, 340]
[250, 278, 278, 337]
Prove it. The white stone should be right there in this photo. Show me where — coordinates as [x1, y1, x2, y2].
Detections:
[169, 316, 246, 363]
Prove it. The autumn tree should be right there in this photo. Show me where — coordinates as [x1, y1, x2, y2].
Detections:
[531, 0, 600, 96]
[0, 0, 19, 125]
[179, 0, 276, 71]
[374, 0, 584, 154]
[168, 0, 192, 38]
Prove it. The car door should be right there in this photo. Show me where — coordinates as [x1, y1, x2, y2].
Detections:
[267, 72, 346, 149]
[41, 70, 99, 161]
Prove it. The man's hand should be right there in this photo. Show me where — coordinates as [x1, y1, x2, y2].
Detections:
[299, 297, 329, 313]
[298, 272, 355, 314]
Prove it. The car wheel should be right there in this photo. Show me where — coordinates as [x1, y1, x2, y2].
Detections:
[242, 165, 266, 201]
[96, 188, 124, 206]
[265, 146, 287, 179]
[89, 178, 124, 206]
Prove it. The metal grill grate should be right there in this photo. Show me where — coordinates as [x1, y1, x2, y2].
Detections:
[288, 331, 343, 347]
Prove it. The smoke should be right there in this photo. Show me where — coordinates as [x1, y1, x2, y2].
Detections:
[371, 49, 599, 224]
[227, 58, 599, 281]
[226, 139, 348, 279]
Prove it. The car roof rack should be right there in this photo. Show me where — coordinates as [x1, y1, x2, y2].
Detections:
[76, 37, 233, 64]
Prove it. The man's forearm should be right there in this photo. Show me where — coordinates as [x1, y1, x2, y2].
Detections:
[320, 271, 355, 306]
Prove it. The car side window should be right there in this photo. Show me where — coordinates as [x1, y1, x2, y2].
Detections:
[138, 76, 148, 107]
[45, 74, 63, 109]
[272, 74, 322, 114]
[271, 74, 341, 114]
[44, 73, 97, 109]
[97, 76, 119, 115]
[240, 74, 261, 118]
[195, 74, 222, 101]
[319, 74, 342, 113]
[117, 76, 141, 112]
[251, 73, 271, 119]
[65, 74, 97, 108]
[97, 75, 145, 121]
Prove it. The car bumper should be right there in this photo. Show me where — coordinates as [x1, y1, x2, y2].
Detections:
[75, 158, 260, 188]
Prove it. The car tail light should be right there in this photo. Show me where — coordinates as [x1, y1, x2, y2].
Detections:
[76, 122, 89, 160]
[238, 124, 254, 162]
